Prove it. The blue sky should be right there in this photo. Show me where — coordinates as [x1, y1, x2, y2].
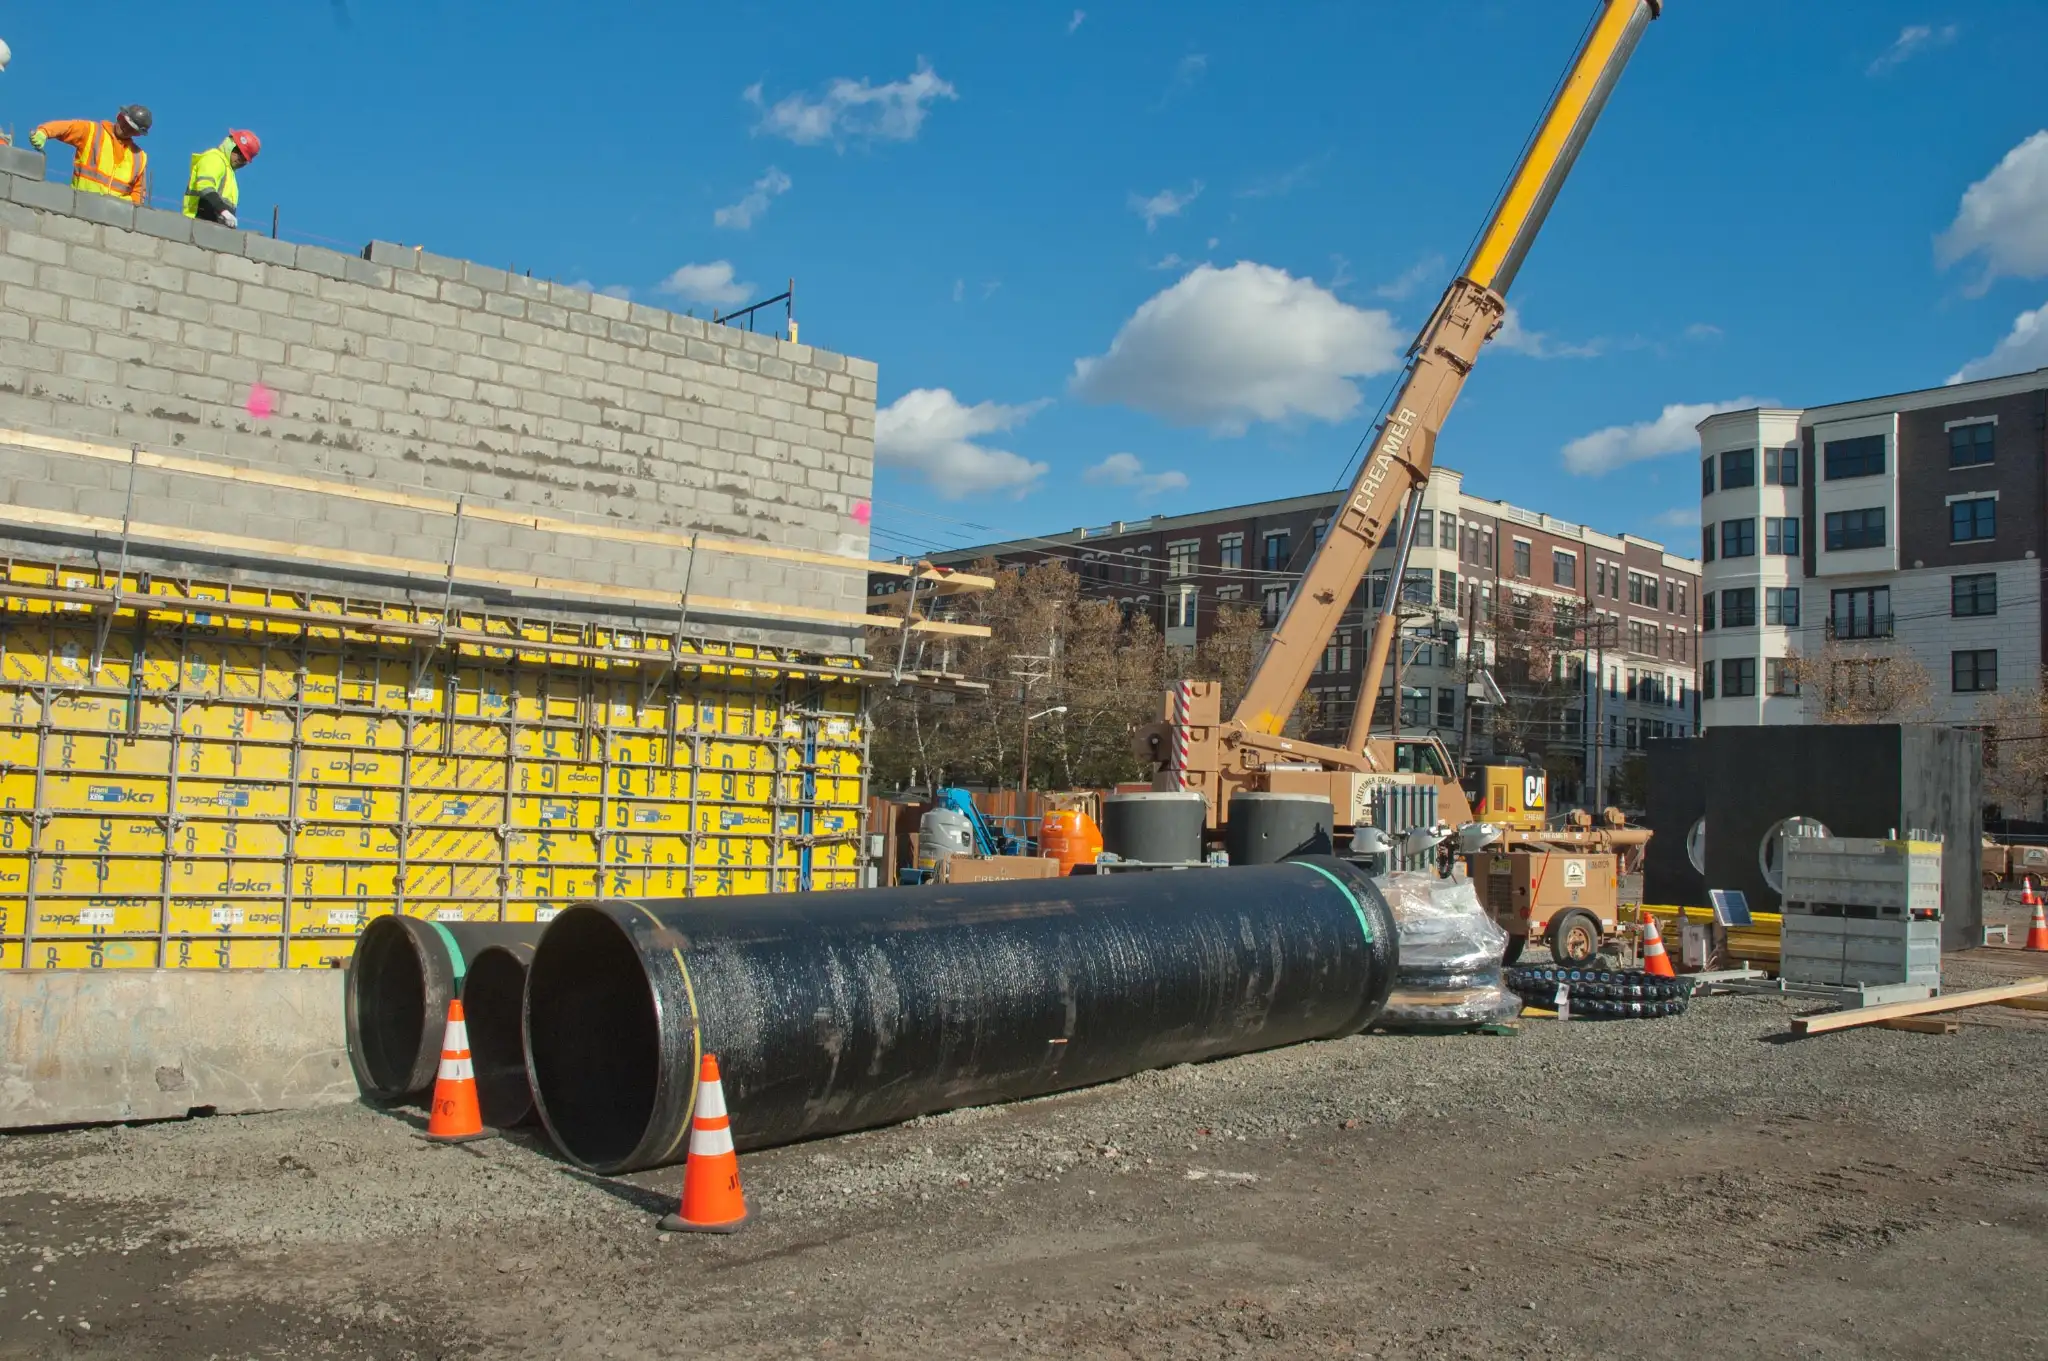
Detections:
[7, 3, 2047, 562]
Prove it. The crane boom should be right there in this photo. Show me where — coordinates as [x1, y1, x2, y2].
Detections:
[1231, 0, 1661, 752]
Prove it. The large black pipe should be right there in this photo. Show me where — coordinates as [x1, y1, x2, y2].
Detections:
[524, 857, 1397, 1174]
[345, 917, 544, 1102]
[463, 943, 539, 1129]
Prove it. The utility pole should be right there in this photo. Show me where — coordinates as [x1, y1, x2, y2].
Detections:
[1459, 585, 1481, 774]
[1590, 614, 1609, 811]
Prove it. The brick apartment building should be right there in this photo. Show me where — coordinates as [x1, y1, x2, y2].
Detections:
[873, 466, 1703, 806]
[1698, 367, 2044, 740]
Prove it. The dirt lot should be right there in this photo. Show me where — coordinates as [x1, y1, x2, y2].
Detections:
[3, 915, 2046, 1359]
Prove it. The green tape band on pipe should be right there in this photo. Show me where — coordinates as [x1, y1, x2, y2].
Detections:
[1296, 861, 1375, 946]
[427, 921, 467, 986]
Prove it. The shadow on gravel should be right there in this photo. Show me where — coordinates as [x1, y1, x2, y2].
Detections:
[558, 1166, 676, 1217]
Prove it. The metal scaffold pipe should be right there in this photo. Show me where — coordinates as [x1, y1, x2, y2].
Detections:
[523, 859, 1399, 1174]
[345, 917, 546, 1102]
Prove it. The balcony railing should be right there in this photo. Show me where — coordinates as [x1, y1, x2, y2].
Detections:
[1826, 613, 1894, 640]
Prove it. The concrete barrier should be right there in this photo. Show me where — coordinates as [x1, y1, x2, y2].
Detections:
[0, 969, 355, 1129]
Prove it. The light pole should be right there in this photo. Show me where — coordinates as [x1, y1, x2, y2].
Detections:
[1021, 705, 1067, 812]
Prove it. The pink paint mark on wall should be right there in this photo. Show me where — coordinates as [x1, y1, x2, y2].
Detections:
[245, 383, 276, 420]
[851, 500, 872, 527]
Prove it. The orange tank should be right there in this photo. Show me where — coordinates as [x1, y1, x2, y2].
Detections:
[1038, 809, 1104, 876]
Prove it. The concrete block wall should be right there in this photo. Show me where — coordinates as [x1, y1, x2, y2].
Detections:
[0, 152, 876, 652]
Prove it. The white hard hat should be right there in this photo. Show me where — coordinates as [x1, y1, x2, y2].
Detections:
[0, 39, 11, 73]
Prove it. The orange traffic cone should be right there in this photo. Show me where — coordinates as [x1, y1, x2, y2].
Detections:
[659, 1054, 747, 1234]
[2024, 877, 2040, 909]
[1640, 912, 1676, 978]
[424, 999, 486, 1143]
[2026, 898, 2048, 953]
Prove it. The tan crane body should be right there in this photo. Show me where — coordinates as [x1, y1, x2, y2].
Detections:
[1137, 0, 1665, 837]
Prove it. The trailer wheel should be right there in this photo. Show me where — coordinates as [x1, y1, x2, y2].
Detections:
[1502, 934, 1526, 966]
[1549, 909, 1602, 966]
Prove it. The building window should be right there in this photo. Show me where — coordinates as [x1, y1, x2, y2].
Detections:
[1722, 657, 1756, 698]
[1701, 458, 1715, 495]
[1765, 586, 1800, 627]
[1311, 519, 1328, 548]
[1824, 434, 1886, 480]
[1952, 649, 1998, 694]
[1702, 593, 1716, 631]
[1168, 584, 1197, 630]
[1217, 533, 1243, 571]
[1701, 526, 1715, 564]
[1765, 446, 1800, 486]
[1720, 518, 1756, 558]
[1367, 570, 1389, 608]
[1952, 573, 1997, 617]
[1703, 664, 1717, 700]
[1551, 550, 1576, 590]
[1321, 631, 1353, 674]
[1765, 516, 1800, 556]
[1950, 497, 1996, 543]
[1629, 571, 1658, 606]
[1829, 587, 1892, 639]
[1414, 508, 1434, 544]
[1438, 570, 1458, 609]
[1261, 531, 1291, 572]
[1512, 539, 1531, 578]
[1441, 516, 1459, 549]
[1949, 422, 1994, 468]
[1436, 687, 1455, 728]
[1720, 448, 1755, 489]
[1402, 569, 1432, 605]
[1766, 658, 1800, 697]
[1721, 588, 1757, 628]
[1261, 583, 1290, 624]
[1626, 717, 1640, 750]
[1216, 583, 1243, 602]
[1823, 508, 1885, 551]
[1167, 541, 1199, 579]
[1674, 583, 1687, 616]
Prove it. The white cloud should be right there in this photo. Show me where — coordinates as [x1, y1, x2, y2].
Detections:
[1083, 452, 1189, 497]
[1949, 298, 2048, 383]
[1648, 506, 1700, 530]
[1494, 305, 1605, 360]
[656, 261, 753, 308]
[1372, 253, 1443, 301]
[950, 278, 965, 303]
[1561, 396, 1774, 476]
[567, 280, 633, 301]
[1683, 322, 1724, 341]
[1070, 261, 1405, 434]
[1235, 160, 1318, 200]
[1130, 181, 1203, 232]
[1148, 252, 1187, 272]
[746, 61, 957, 147]
[875, 388, 1050, 499]
[713, 166, 792, 230]
[1936, 130, 2048, 294]
[1067, 9, 1085, 34]
[1867, 23, 1957, 76]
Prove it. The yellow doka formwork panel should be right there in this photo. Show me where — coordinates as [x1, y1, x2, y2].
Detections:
[0, 560, 868, 970]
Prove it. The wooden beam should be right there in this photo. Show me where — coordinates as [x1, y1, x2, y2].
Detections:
[1790, 978, 2048, 1035]
[1996, 995, 2048, 1013]
[0, 426, 993, 593]
[0, 502, 989, 638]
[1877, 1017, 1958, 1035]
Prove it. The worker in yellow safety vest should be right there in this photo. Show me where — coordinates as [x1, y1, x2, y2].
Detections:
[184, 129, 261, 228]
[30, 105, 151, 204]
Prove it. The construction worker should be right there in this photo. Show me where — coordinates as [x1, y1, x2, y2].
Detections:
[184, 130, 260, 228]
[29, 105, 151, 204]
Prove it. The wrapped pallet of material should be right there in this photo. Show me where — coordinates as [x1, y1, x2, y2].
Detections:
[1375, 871, 1522, 1030]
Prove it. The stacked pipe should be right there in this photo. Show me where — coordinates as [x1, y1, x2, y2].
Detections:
[343, 859, 1399, 1173]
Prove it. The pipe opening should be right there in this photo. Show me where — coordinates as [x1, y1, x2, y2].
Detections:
[349, 920, 426, 1100]
[464, 945, 534, 1129]
[526, 909, 660, 1169]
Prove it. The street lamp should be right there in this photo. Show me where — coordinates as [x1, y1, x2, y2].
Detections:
[1021, 705, 1068, 809]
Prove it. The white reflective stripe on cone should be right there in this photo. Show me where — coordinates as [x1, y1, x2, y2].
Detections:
[689, 1120, 736, 1157]
[441, 1020, 470, 1051]
[438, 1056, 475, 1081]
[694, 1077, 729, 1121]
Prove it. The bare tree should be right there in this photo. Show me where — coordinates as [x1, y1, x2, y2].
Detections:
[1483, 592, 1584, 768]
[1979, 670, 2048, 820]
[1784, 637, 1937, 724]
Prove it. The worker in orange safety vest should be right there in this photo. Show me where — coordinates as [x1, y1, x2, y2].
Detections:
[30, 104, 151, 204]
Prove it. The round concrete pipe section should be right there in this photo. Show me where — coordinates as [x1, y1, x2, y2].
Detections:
[1225, 793, 1335, 865]
[344, 916, 545, 1102]
[524, 858, 1398, 1174]
[462, 942, 538, 1129]
[1100, 790, 1208, 864]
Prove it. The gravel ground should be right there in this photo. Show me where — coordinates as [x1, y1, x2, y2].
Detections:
[1, 895, 2045, 1358]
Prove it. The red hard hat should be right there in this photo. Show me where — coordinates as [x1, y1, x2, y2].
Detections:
[229, 129, 261, 162]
